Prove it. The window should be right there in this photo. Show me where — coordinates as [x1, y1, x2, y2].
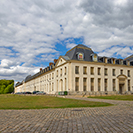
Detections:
[98, 78, 101, 91]
[98, 68, 101, 75]
[113, 79, 115, 91]
[49, 83, 51, 92]
[83, 67, 87, 74]
[56, 80, 58, 91]
[120, 69, 123, 75]
[128, 80, 130, 91]
[65, 78, 67, 91]
[128, 70, 130, 77]
[56, 70, 58, 77]
[91, 78, 94, 91]
[75, 77, 79, 91]
[104, 68, 108, 76]
[105, 79, 108, 91]
[60, 69, 62, 76]
[112, 69, 115, 76]
[83, 78, 87, 91]
[49, 74, 51, 80]
[65, 67, 67, 75]
[52, 73, 54, 79]
[90, 67, 94, 75]
[52, 83, 54, 91]
[75, 66, 79, 74]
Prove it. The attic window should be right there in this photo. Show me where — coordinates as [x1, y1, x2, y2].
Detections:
[76, 52, 84, 60]
[91, 54, 98, 62]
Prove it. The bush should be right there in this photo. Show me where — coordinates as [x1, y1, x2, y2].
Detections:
[0, 80, 14, 94]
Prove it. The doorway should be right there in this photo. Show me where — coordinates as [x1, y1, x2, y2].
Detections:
[119, 84, 124, 94]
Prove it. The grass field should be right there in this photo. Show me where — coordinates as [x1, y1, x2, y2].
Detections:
[0, 94, 112, 109]
[88, 95, 133, 101]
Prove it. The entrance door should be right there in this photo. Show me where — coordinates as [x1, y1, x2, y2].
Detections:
[119, 84, 124, 94]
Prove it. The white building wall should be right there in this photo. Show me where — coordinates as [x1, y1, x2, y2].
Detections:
[15, 60, 133, 95]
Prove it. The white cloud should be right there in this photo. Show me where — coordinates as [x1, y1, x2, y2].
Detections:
[0, 0, 133, 81]
[66, 43, 77, 49]
[0, 59, 15, 68]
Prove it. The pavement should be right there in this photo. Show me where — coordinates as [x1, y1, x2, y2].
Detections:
[0, 96, 133, 133]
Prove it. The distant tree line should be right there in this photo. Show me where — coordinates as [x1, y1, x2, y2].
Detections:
[0, 80, 14, 94]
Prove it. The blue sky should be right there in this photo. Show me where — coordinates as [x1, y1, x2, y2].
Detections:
[0, 0, 133, 81]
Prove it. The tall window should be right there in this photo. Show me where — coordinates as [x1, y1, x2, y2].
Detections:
[56, 80, 58, 91]
[49, 74, 51, 80]
[75, 66, 79, 74]
[56, 70, 58, 77]
[104, 68, 108, 76]
[65, 67, 67, 75]
[60, 69, 62, 76]
[83, 78, 87, 91]
[113, 79, 115, 91]
[98, 78, 101, 91]
[83, 67, 87, 74]
[49, 83, 51, 92]
[128, 80, 130, 91]
[52, 83, 54, 91]
[91, 67, 94, 75]
[112, 69, 115, 76]
[105, 79, 108, 91]
[98, 68, 101, 75]
[120, 69, 123, 75]
[91, 78, 94, 91]
[75, 77, 79, 91]
[128, 70, 130, 77]
[65, 78, 67, 91]
[52, 73, 54, 79]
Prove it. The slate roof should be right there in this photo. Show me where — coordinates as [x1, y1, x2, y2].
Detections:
[124, 54, 133, 61]
[65, 44, 94, 61]
[62, 56, 70, 61]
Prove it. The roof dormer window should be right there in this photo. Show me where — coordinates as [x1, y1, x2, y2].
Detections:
[76, 52, 84, 60]
[91, 53, 98, 62]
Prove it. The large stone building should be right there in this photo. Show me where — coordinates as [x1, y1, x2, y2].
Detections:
[15, 44, 133, 95]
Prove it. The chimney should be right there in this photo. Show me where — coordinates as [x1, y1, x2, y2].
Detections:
[40, 68, 42, 71]
[54, 59, 58, 63]
[49, 62, 53, 66]
[104, 57, 107, 63]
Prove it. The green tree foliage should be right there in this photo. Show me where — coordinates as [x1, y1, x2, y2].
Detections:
[0, 80, 14, 94]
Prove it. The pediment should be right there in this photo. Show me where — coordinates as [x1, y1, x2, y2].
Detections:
[56, 56, 66, 67]
[117, 74, 127, 79]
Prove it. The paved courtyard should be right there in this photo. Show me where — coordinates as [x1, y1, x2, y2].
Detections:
[0, 96, 133, 133]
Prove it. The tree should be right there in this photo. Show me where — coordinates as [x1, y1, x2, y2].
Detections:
[0, 80, 14, 94]
[0, 85, 6, 94]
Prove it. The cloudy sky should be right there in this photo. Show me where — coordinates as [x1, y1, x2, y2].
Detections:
[0, 0, 133, 82]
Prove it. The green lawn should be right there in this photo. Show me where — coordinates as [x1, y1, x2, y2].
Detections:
[88, 95, 133, 101]
[0, 94, 112, 109]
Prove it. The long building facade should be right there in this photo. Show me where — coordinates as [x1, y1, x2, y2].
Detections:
[15, 44, 133, 95]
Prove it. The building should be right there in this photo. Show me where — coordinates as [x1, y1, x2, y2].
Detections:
[15, 44, 133, 95]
